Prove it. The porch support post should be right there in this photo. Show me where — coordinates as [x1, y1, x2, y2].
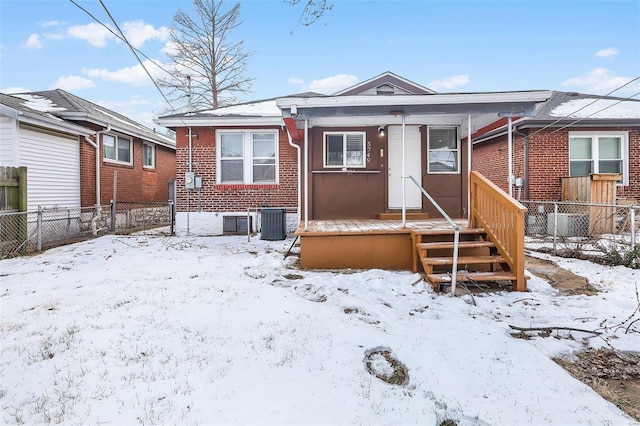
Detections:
[304, 119, 309, 231]
[508, 117, 513, 197]
[468, 114, 472, 221]
[401, 114, 406, 228]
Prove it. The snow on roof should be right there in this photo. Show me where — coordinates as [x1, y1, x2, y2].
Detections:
[198, 99, 281, 116]
[14, 93, 67, 113]
[550, 98, 640, 119]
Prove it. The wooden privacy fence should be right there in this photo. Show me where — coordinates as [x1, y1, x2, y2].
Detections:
[561, 173, 620, 235]
[0, 166, 27, 212]
[469, 171, 526, 291]
[0, 166, 28, 255]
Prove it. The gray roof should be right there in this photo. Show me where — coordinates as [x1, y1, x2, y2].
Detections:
[473, 91, 640, 142]
[6, 89, 175, 149]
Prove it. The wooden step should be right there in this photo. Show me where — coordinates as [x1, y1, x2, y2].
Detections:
[417, 240, 494, 250]
[426, 271, 518, 283]
[421, 255, 506, 266]
[412, 228, 486, 236]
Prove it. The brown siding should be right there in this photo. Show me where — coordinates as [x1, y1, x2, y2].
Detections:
[308, 126, 385, 219]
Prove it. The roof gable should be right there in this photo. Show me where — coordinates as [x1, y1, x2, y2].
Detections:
[333, 71, 436, 96]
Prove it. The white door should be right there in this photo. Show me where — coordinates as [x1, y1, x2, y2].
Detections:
[388, 125, 422, 209]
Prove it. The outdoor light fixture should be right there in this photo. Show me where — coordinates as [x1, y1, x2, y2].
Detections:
[378, 126, 385, 136]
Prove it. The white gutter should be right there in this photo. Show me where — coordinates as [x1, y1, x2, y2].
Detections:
[277, 91, 553, 109]
[287, 133, 302, 228]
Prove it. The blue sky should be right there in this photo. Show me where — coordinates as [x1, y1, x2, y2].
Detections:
[1, 0, 638, 130]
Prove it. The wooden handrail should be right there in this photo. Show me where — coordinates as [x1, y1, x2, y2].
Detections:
[469, 171, 527, 291]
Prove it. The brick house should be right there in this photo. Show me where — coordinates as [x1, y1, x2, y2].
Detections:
[156, 72, 551, 238]
[155, 98, 300, 235]
[0, 90, 176, 211]
[471, 91, 640, 203]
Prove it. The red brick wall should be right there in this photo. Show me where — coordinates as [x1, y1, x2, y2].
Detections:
[473, 127, 640, 202]
[80, 134, 176, 206]
[174, 126, 299, 212]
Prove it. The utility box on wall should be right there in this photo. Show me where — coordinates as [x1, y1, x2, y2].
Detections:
[261, 208, 286, 240]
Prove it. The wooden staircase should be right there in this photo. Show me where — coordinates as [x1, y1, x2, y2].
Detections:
[412, 227, 519, 292]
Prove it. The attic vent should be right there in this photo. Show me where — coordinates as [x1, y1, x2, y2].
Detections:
[376, 84, 395, 95]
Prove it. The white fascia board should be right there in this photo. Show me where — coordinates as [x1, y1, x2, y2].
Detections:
[276, 91, 553, 109]
[309, 115, 469, 127]
[60, 112, 175, 149]
[154, 116, 284, 128]
[18, 113, 93, 136]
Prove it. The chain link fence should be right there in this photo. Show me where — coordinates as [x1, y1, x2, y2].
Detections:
[0, 201, 174, 259]
[522, 201, 639, 261]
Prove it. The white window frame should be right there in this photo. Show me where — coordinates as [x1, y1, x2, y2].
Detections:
[427, 126, 460, 174]
[322, 131, 366, 168]
[142, 142, 155, 169]
[216, 129, 279, 184]
[568, 131, 629, 185]
[103, 133, 132, 165]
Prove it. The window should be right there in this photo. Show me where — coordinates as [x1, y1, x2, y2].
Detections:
[217, 130, 277, 184]
[428, 127, 459, 173]
[223, 216, 252, 234]
[323, 132, 366, 168]
[569, 132, 628, 184]
[103, 134, 132, 164]
[143, 143, 155, 168]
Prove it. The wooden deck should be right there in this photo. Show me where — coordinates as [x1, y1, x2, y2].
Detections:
[295, 218, 469, 236]
[294, 219, 469, 271]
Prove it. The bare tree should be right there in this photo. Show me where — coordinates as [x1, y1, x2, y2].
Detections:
[159, 0, 252, 111]
[286, 0, 333, 27]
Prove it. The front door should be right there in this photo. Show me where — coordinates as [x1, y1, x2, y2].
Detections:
[388, 125, 421, 209]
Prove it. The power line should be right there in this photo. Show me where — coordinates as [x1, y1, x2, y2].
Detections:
[522, 75, 640, 139]
[68, 0, 191, 125]
[547, 90, 640, 136]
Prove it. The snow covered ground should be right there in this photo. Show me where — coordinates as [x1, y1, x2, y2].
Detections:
[1, 234, 639, 425]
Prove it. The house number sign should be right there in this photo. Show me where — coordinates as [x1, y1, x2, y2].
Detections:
[366, 141, 372, 163]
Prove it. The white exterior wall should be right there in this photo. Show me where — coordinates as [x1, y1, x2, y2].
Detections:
[0, 115, 18, 165]
[175, 211, 298, 237]
[19, 125, 80, 211]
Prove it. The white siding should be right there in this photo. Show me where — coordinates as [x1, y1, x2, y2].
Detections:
[0, 115, 18, 165]
[19, 125, 80, 210]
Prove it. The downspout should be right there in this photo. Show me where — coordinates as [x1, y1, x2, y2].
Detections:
[83, 124, 111, 235]
[467, 114, 472, 221]
[514, 127, 529, 200]
[304, 119, 309, 231]
[287, 132, 302, 228]
[401, 114, 406, 228]
[508, 117, 513, 197]
[186, 126, 193, 234]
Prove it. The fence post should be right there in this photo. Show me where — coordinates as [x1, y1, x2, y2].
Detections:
[169, 201, 175, 236]
[37, 205, 42, 252]
[552, 202, 558, 256]
[110, 200, 115, 232]
[631, 206, 636, 250]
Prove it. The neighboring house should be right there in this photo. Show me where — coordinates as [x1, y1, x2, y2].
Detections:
[471, 91, 640, 203]
[0, 90, 176, 211]
[156, 71, 551, 235]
